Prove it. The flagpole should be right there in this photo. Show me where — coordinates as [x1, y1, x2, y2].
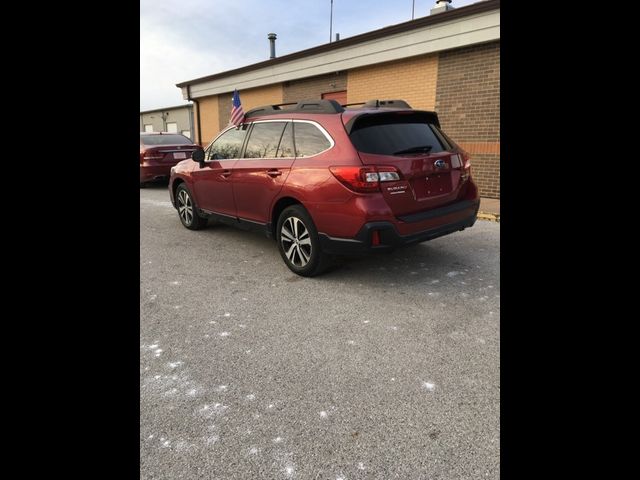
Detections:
[330, 0, 333, 43]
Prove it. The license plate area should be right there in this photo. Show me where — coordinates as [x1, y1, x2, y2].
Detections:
[173, 152, 186, 160]
[411, 172, 452, 199]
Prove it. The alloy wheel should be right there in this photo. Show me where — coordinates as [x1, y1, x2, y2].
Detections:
[280, 216, 312, 267]
[177, 189, 194, 225]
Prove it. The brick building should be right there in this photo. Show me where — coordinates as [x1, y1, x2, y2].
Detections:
[176, 0, 500, 198]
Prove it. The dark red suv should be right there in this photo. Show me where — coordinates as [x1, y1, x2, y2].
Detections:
[169, 99, 479, 276]
[140, 132, 199, 186]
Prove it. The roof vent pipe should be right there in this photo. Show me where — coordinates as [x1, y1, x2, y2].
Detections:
[268, 33, 277, 59]
[430, 0, 454, 15]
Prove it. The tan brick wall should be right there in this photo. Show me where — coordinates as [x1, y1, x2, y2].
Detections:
[283, 72, 347, 103]
[215, 84, 283, 128]
[347, 54, 438, 110]
[241, 84, 283, 111]
[435, 41, 500, 198]
[194, 95, 219, 146]
[217, 92, 233, 129]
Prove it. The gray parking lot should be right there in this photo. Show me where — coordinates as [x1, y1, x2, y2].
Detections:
[140, 185, 500, 480]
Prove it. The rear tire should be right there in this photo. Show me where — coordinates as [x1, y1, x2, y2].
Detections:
[276, 205, 330, 277]
[175, 184, 207, 230]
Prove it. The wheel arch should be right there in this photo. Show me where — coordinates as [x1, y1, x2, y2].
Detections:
[171, 177, 191, 209]
[270, 196, 303, 239]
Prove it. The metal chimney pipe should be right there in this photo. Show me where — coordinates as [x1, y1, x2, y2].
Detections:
[330, 0, 333, 43]
[335, 33, 340, 41]
[268, 33, 277, 59]
[431, 0, 454, 15]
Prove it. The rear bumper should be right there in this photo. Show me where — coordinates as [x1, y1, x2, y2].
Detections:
[140, 164, 173, 182]
[318, 199, 479, 255]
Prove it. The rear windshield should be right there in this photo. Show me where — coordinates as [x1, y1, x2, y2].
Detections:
[141, 134, 192, 146]
[349, 113, 448, 155]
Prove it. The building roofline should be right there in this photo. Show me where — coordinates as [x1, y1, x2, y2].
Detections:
[176, 0, 500, 88]
[140, 104, 193, 115]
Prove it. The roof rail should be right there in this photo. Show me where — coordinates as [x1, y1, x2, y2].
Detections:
[244, 102, 297, 118]
[363, 99, 412, 109]
[245, 99, 344, 118]
[342, 102, 367, 107]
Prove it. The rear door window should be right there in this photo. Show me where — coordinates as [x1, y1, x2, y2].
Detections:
[349, 113, 447, 155]
[243, 122, 287, 158]
[294, 122, 332, 157]
[276, 122, 295, 158]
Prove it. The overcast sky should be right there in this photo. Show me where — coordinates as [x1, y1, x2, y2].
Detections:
[140, 0, 478, 111]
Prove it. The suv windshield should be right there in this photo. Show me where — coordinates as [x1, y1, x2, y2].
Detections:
[349, 112, 448, 155]
[141, 134, 192, 146]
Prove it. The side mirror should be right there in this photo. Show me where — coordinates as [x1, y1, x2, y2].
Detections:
[191, 148, 205, 163]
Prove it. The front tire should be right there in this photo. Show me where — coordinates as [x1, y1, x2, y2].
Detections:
[276, 205, 330, 277]
[175, 184, 207, 230]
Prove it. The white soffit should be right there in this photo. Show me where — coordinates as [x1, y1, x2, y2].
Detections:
[182, 9, 500, 99]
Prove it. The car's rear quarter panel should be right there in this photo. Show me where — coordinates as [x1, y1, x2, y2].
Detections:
[276, 114, 368, 238]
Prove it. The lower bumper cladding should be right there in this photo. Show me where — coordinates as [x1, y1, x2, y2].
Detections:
[318, 200, 479, 255]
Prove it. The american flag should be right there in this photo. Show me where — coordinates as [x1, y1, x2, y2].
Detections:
[229, 89, 245, 126]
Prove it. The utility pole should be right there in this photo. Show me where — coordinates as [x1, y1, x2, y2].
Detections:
[330, 0, 333, 43]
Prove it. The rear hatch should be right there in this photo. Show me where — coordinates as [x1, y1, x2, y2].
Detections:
[346, 111, 465, 217]
[140, 134, 198, 164]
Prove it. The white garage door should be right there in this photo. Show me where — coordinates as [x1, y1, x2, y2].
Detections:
[166, 122, 178, 133]
[144, 124, 153, 132]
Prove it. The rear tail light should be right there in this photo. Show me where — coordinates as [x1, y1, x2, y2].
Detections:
[378, 168, 400, 182]
[329, 165, 401, 193]
[142, 151, 164, 162]
[460, 151, 472, 182]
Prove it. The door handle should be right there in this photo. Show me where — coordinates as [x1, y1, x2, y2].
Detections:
[220, 169, 232, 178]
[266, 169, 282, 177]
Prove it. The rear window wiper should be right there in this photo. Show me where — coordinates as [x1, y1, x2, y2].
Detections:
[392, 145, 433, 155]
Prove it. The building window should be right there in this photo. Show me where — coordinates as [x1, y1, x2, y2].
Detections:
[166, 122, 178, 133]
[144, 124, 153, 132]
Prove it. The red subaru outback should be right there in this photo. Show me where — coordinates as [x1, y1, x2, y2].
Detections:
[169, 99, 479, 276]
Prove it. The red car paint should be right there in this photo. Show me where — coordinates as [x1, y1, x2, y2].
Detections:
[169, 102, 479, 265]
[140, 133, 199, 185]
